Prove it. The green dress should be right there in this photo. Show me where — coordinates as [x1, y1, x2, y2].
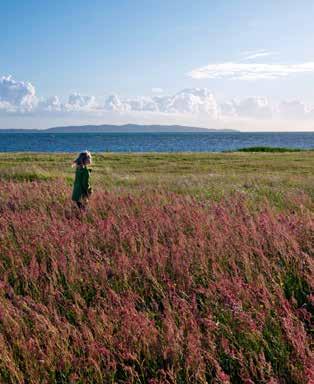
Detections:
[72, 167, 92, 202]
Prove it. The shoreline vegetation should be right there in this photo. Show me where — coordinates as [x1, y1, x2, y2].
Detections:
[0, 151, 313, 383]
[236, 146, 309, 152]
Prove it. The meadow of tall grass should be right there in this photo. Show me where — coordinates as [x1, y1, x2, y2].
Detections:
[0, 175, 313, 383]
[0, 152, 313, 204]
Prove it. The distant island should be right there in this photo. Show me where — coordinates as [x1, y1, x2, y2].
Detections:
[0, 124, 238, 133]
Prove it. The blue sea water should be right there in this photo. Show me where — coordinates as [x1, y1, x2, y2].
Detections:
[0, 132, 313, 152]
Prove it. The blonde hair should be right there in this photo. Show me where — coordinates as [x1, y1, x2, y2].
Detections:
[72, 151, 92, 167]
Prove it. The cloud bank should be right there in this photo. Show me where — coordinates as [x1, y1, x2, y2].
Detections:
[1, 75, 314, 131]
[102, 88, 219, 116]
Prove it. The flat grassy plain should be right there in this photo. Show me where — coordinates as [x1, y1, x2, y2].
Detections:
[0, 151, 313, 206]
[0, 152, 313, 384]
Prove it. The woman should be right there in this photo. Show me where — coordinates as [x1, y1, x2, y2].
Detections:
[72, 151, 93, 210]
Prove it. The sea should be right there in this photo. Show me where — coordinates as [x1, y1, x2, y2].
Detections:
[0, 132, 314, 152]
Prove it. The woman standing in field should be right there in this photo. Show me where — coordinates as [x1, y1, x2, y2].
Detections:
[72, 151, 93, 210]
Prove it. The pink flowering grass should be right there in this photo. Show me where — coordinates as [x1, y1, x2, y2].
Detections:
[0, 180, 313, 383]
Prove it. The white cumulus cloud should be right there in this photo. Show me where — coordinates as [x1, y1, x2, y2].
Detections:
[161, 88, 218, 116]
[64, 93, 97, 111]
[37, 93, 98, 113]
[126, 97, 159, 112]
[104, 94, 131, 112]
[38, 96, 62, 112]
[0, 75, 37, 111]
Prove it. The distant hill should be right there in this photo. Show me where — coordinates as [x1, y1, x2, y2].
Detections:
[1, 124, 238, 133]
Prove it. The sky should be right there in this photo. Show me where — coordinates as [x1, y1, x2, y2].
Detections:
[1, 0, 314, 131]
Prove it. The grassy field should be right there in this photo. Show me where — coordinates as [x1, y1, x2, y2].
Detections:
[0, 151, 313, 206]
[0, 152, 313, 384]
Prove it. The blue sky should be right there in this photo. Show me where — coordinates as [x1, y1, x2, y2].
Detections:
[1, 0, 314, 130]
